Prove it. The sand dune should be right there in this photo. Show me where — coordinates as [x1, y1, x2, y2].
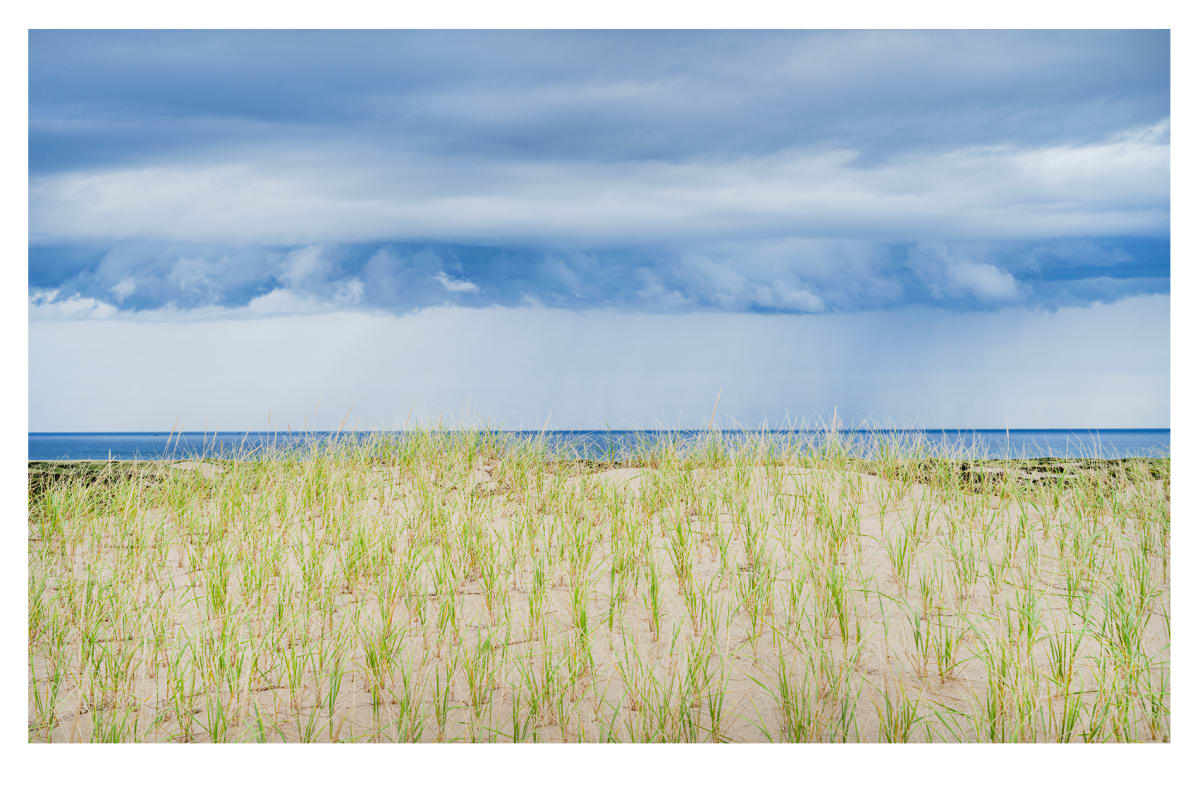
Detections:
[28, 445, 1170, 742]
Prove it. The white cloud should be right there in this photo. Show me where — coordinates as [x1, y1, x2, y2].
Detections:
[29, 287, 360, 324]
[280, 245, 335, 291]
[945, 262, 1021, 302]
[29, 290, 119, 321]
[752, 282, 825, 313]
[434, 271, 480, 294]
[245, 289, 331, 317]
[29, 123, 1168, 247]
[111, 277, 136, 302]
[906, 243, 1028, 305]
[334, 278, 365, 304]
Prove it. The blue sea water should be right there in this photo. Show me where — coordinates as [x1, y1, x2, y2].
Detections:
[28, 429, 1169, 461]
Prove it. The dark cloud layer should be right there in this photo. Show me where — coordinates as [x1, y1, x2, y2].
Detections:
[30, 30, 1169, 172]
[30, 237, 1168, 317]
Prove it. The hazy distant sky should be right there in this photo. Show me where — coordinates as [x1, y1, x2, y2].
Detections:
[28, 30, 1170, 430]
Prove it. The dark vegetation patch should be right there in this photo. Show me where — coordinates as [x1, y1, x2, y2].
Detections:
[857, 457, 1170, 495]
[27, 460, 214, 503]
[29, 455, 1169, 506]
[30, 461, 158, 498]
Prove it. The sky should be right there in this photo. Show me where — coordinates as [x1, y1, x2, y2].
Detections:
[28, 30, 1170, 431]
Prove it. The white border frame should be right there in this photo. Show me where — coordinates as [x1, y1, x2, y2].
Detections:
[5, 4, 1191, 791]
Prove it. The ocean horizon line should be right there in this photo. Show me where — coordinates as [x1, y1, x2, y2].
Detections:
[29, 427, 1171, 435]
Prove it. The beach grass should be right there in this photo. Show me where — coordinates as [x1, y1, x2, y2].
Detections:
[27, 428, 1169, 742]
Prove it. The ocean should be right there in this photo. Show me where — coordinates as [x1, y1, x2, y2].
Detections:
[28, 428, 1170, 461]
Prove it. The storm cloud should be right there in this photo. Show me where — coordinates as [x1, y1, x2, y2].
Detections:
[29, 30, 1169, 317]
